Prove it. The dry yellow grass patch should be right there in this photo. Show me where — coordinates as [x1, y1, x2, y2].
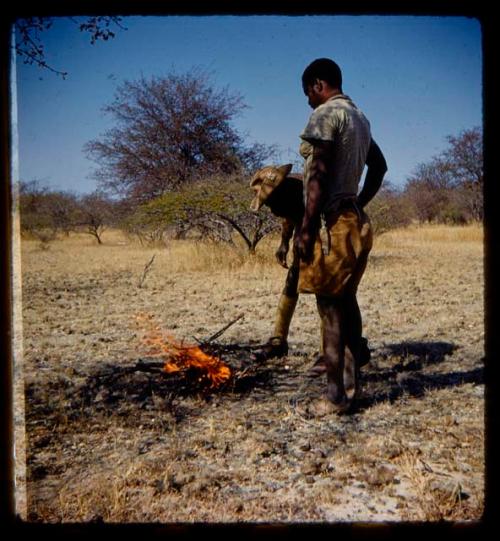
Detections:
[375, 222, 483, 251]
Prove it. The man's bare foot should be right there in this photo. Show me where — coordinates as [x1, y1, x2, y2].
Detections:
[306, 354, 326, 377]
[296, 396, 353, 417]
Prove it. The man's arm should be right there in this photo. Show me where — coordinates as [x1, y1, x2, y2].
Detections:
[357, 139, 387, 209]
[294, 140, 333, 262]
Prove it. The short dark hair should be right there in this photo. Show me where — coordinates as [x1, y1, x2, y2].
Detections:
[302, 58, 342, 93]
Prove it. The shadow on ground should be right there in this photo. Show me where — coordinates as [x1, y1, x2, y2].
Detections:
[356, 340, 484, 411]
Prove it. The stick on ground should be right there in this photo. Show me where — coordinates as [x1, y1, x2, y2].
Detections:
[138, 254, 156, 288]
[193, 313, 245, 345]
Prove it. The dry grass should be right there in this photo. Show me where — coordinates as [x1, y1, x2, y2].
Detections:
[375, 222, 483, 249]
[16, 223, 485, 523]
[21, 228, 281, 277]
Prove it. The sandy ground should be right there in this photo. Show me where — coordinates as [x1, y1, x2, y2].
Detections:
[15, 224, 484, 523]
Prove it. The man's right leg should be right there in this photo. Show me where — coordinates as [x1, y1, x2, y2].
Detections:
[316, 295, 350, 409]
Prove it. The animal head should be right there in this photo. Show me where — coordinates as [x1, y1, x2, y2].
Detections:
[249, 163, 293, 212]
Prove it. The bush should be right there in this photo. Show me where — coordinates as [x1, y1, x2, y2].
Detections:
[365, 182, 413, 235]
[122, 175, 279, 252]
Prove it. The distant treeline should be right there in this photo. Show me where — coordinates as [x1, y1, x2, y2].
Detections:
[17, 125, 482, 250]
[16, 72, 482, 249]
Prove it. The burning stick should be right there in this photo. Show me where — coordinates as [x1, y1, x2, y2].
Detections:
[135, 312, 232, 389]
[161, 342, 231, 387]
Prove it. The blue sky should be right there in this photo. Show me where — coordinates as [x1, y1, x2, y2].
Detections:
[15, 15, 482, 194]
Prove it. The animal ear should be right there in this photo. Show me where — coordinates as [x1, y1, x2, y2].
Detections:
[250, 174, 263, 188]
[277, 164, 293, 177]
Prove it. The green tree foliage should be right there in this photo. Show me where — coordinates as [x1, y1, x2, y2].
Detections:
[124, 175, 279, 252]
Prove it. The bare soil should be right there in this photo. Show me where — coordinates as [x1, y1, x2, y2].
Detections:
[15, 225, 484, 523]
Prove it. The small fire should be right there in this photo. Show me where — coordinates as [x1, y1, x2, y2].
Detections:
[135, 312, 231, 388]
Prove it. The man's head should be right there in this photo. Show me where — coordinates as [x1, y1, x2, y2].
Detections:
[302, 58, 342, 109]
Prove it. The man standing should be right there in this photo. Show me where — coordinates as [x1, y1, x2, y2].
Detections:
[294, 58, 387, 414]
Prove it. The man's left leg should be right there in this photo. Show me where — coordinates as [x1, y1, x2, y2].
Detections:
[254, 264, 299, 361]
[341, 291, 362, 402]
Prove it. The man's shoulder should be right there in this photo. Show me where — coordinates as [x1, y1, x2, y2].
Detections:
[312, 95, 355, 120]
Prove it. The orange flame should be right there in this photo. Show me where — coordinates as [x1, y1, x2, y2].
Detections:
[135, 312, 231, 388]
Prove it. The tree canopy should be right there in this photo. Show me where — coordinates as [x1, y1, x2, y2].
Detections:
[404, 127, 483, 222]
[85, 69, 276, 203]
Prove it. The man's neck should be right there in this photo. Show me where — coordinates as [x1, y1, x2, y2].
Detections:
[318, 87, 342, 106]
[324, 88, 342, 101]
